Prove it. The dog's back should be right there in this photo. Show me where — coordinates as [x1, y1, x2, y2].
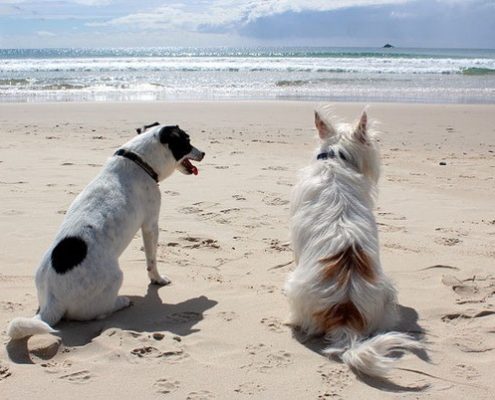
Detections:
[285, 107, 421, 377]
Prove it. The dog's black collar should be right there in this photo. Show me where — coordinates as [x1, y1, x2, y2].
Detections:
[114, 149, 159, 183]
[317, 149, 336, 160]
[317, 148, 357, 171]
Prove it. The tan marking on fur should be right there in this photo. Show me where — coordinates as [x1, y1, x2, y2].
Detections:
[319, 245, 375, 286]
[313, 300, 366, 333]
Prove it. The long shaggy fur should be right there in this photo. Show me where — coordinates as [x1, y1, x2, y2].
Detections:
[285, 106, 421, 378]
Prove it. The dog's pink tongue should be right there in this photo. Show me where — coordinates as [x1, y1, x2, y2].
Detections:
[192, 166, 198, 175]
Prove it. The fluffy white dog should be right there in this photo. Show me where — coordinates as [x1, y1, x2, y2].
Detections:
[285, 107, 420, 377]
[8, 123, 204, 339]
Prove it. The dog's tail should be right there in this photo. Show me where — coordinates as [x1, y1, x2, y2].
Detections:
[7, 302, 63, 339]
[7, 316, 56, 339]
[324, 332, 421, 378]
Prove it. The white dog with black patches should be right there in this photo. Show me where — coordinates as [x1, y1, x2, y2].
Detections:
[285, 107, 421, 377]
[8, 124, 204, 339]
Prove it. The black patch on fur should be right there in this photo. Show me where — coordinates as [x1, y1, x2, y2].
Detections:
[51, 236, 88, 274]
[158, 125, 192, 161]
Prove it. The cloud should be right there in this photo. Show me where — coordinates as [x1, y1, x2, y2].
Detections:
[2, 0, 494, 48]
[88, 0, 410, 31]
[3, 0, 112, 4]
[390, 11, 415, 19]
[36, 30, 56, 37]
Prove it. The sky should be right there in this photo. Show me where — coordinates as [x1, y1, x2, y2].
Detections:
[0, 0, 494, 49]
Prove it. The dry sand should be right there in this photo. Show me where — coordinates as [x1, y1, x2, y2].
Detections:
[0, 101, 494, 399]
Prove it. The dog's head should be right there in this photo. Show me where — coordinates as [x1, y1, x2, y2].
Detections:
[136, 122, 205, 177]
[314, 106, 380, 184]
[157, 125, 205, 175]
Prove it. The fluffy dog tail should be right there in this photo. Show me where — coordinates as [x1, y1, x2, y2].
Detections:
[7, 302, 63, 339]
[7, 316, 56, 339]
[324, 332, 421, 378]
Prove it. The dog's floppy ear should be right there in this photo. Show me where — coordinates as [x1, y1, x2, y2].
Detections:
[353, 111, 368, 143]
[136, 121, 160, 135]
[158, 125, 180, 143]
[315, 111, 336, 139]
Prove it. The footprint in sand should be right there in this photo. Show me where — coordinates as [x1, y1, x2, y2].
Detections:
[452, 363, 481, 381]
[154, 378, 181, 394]
[262, 351, 292, 371]
[261, 193, 289, 206]
[263, 238, 291, 252]
[242, 344, 292, 373]
[254, 284, 277, 294]
[40, 360, 73, 374]
[377, 222, 407, 233]
[130, 347, 189, 362]
[377, 211, 406, 221]
[179, 206, 200, 214]
[317, 364, 352, 397]
[386, 175, 408, 183]
[441, 309, 495, 322]
[441, 308, 495, 353]
[452, 332, 495, 354]
[181, 236, 220, 249]
[261, 165, 288, 171]
[130, 346, 162, 358]
[58, 370, 93, 384]
[177, 201, 220, 215]
[383, 242, 421, 253]
[217, 311, 238, 322]
[0, 301, 24, 312]
[165, 311, 202, 324]
[260, 316, 285, 333]
[435, 237, 462, 246]
[234, 382, 266, 395]
[186, 390, 215, 400]
[0, 365, 12, 381]
[276, 177, 293, 187]
[163, 190, 180, 196]
[441, 274, 495, 304]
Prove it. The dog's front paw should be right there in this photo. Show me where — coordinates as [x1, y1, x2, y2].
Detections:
[150, 275, 171, 286]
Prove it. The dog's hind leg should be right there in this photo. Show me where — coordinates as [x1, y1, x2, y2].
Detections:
[142, 222, 170, 286]
[65, 263, 129, 321]
[95, 296, 131, 320]
[93, 268, 131, 320]
[39, 294, 66, 327]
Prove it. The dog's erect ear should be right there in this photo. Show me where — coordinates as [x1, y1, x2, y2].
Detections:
[315, 111, 336, 139]
[353, 111, 368, 143]
[136, 121, 160, 135]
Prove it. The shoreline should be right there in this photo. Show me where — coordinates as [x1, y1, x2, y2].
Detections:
[2, 98, 495, 105]
[1, 94, 495, 106]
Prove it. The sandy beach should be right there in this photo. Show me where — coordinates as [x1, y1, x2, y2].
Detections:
[1, 101, 494, 399]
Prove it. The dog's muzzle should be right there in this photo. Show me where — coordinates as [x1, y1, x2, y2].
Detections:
[180, 147, 205, 175]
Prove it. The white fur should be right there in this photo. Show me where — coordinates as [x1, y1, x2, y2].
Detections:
[285, 106, 421, 377]
[7, 125, 204, 339]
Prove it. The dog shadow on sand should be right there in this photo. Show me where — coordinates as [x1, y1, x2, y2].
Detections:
[7, 284, 217, 364]
[293, 304, 431, 393]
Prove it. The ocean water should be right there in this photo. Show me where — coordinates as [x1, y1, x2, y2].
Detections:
[1, 47, 494, 103]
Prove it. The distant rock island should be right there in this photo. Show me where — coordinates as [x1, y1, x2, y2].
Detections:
[383, 44, 394, 48]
